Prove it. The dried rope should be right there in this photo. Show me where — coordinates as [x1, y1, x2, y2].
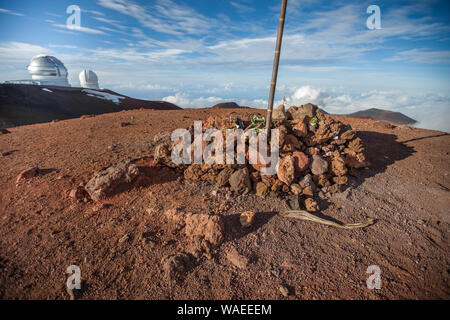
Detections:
[280, 210, 375, 230]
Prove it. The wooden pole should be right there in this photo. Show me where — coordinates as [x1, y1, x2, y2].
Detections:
[266, 0, 288, 136]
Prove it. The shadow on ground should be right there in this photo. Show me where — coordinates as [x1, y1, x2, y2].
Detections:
[222, 211, 277, 242]
[349, 131, 416, 188]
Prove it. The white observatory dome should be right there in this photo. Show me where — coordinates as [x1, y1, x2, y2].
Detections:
[27, 55, 70, 87]
[79, 69, 99, 89]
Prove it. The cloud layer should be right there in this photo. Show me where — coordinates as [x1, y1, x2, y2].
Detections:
[161, 85, 450, 132]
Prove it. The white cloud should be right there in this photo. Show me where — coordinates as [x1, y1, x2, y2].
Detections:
[230, 1, 255, 14]
[45, 12, 62, 18]
[283, 85, 450, 132]
[48, 44, 78, 49]
[52, 24, 106, 35]
[385, 49, 450, 64]
[162, 93, 223, 108]
[81, 9, 105, 16]
[97, 0, 217, 36]
[0, 42, 49, 61]
[0, 8, 24, 17]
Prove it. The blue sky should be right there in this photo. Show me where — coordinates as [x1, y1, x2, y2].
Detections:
[0, 0, 449, 131]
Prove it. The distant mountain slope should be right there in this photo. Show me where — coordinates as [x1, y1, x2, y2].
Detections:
[211, 102, 249, 109]
[0, 84, 181, 128]
[344, 108, 417, 125]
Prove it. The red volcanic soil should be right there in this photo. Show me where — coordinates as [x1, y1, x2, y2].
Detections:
[0, 107, 448, 299]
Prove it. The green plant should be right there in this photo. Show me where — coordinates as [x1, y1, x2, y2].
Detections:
[310, 116, 320, 128]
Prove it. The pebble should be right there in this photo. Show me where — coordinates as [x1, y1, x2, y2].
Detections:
[279, 285, 289, 297]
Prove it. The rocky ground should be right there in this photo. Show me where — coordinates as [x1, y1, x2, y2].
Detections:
[0, 107, 448, 299]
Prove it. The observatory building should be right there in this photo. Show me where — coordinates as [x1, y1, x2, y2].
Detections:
[26, 55, 70, 87]
[79, 69, 100, 89]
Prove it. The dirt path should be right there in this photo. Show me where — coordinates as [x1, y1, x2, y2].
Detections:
[0, 108, 448, 299]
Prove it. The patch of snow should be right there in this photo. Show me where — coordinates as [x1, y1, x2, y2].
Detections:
[82, 89, 125, 104]
[42, 88, 53, 93]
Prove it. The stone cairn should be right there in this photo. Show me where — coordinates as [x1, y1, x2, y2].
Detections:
[154, 103, 370, 212]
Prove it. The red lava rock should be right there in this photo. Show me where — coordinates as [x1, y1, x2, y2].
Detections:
[310, 155, 329, 175]
[69, 185, 89, 200]
[16, 167, 40, 183]
[277, 155, 295, 186]
[272, 104, 286, 121]
[154, 142, 176, 168]
[292, 121, 308, 137]
[216, 166, 234, 186]
[331, 150, 348, 176]
[229, 167, 252, 194]
[1, 128, 11, 134]
[184, 213, 224, 247]
[333, 175, 348, 185]
[283, 134, 302, 151]
[305, 198, 320, 212]
[240, 211, 256, 228]
[306, 147, 320, 155]
[340, 130, 356, 141]
[292, 151, 309, 172]
[84, 162, 141, 201]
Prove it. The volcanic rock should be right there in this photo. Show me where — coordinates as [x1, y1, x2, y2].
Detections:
[272, 104, 286, 121]
[229, 168, 252, 194]
[333, 175, 348, 185]
[299, 174, 313, 188]
[348, 138, 365, 154]
[310, 155, 329, 175]
[283, 134, 302, 151]
[292, 151, 309, 172]
[289, 103, 318, 121]
[277, 155, 295, 185]
[290, 183, 302, 195]
[329, 184, 342, 194]
[340, 130, 356, 141]
[305, 198, 319, 212]
[184, 213, 224, 247]
[312, 123, 335, 145]
[16, 167, 40, 183]
[292, 121, 308, 137]
[306, 147, 320, 155]
[216, 166, 234, 186]
[278, 125, 288, 147]
[84, 162, 141, 201]
[317, 174, 331, 187]
[331, 150, 348, 177]
[250, 171, 261, 183]
[240, 211, 256, 228]
[261, 174, 277, 187]
[255, 182, 269, 198]
[69, 185, 89, 201]
[302, 186, 314, 197]
[154, 142, 175, 168]
[184, 164, 203, 181]
[279, 285, 289, 297]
